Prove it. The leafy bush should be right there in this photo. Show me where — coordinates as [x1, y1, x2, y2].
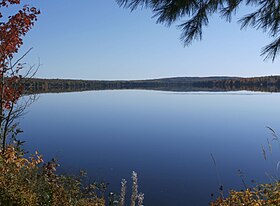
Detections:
[211, 182, 280, 205]
[0, 146, 105, 206]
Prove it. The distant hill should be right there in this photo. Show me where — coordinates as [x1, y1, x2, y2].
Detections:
[23, 75, 280, 94]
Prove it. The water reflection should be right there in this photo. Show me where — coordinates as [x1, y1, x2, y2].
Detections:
[20, 90, 280, 205]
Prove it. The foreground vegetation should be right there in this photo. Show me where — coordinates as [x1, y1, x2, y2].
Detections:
[2, 144, 280, 206]
[0, 146, 106, 206]
[211, 183, 280, 205]
[0, 145, 144, 206]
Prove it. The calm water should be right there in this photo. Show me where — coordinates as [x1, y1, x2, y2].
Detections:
[20, 90, 280, 205]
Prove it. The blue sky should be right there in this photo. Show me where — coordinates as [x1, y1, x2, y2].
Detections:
[17, 0, 280, 80]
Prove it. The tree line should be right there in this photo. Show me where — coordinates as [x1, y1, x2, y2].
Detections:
[23, 76, 280, 93]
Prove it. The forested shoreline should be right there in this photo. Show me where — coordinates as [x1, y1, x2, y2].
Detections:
[24, 76, 280, 93]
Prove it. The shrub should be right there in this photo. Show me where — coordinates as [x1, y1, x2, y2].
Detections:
[0, 146, 105, 206]
[211, 182, 280, 205]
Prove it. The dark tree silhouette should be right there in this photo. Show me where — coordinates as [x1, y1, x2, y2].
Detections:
[117, 0, 280, 61]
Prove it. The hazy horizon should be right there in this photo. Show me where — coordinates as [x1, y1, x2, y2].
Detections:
[30, 74, 278, 81]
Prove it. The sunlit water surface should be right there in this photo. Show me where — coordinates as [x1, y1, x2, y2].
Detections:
[20, 90, 280, 205]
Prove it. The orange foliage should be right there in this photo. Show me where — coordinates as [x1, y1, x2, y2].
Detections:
[1, 145, 43, 171]
[0, 0, 40, 61]
[0, 0, 40, 109]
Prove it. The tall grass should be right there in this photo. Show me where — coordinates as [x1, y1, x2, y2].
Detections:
[210, 127, 280, 205]
[109, 171, 144, 206]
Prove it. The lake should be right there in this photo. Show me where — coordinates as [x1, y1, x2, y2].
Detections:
[20, 90, 280, 205]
